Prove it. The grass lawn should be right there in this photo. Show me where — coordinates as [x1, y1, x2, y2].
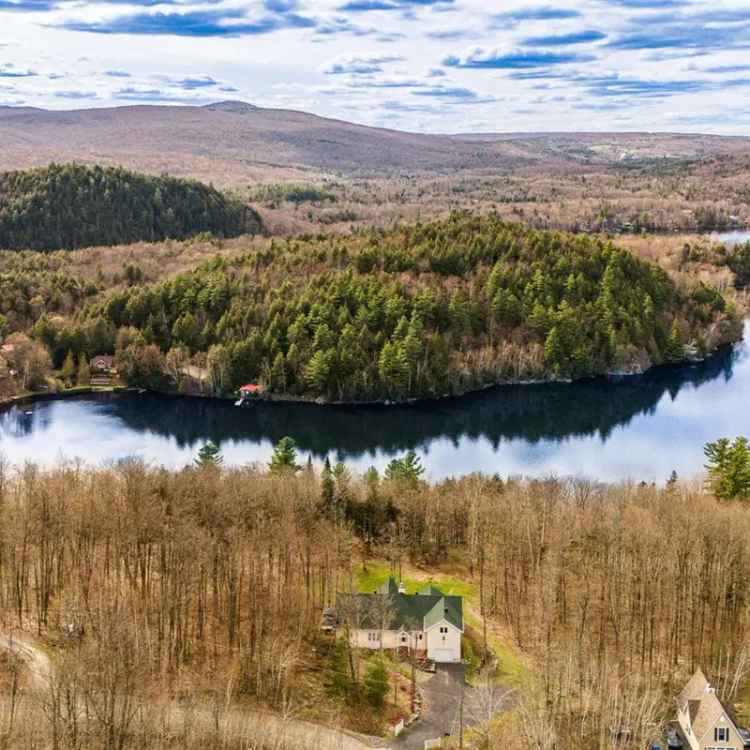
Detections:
[354, 559, 528, 687]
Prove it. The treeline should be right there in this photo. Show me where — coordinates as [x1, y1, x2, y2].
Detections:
[0, 164, 262, 251]
[65, 213, 739, 401]
[1, 459, 749, 749]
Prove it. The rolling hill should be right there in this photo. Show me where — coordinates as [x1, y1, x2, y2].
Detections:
[0, 101, 748, 186]
[0, 163, 262, 251]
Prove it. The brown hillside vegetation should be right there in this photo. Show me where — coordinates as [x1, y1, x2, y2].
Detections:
[1, 460, 750, 749]
[0, 102, 549, 182]
[0, 103, 748, 236]
[0, 102, 747, 181]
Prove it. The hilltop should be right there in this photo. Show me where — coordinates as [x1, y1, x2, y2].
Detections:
[0, 164, 262, 251]
[0, 102, 748, 186]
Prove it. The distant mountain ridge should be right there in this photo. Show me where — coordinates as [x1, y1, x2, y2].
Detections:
[0, 101, 747, 185]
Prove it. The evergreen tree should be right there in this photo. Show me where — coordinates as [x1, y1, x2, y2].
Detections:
[363, 659, 389, 707]
[77, 354, 91, 386]
[195, 441, 224, 469]
[663, 320, 684, 363]
[61, 350, 76, 385]
[385, 450, 425, 485]
[321, 457, 335, 513]
[705, 437, 750, 500]
[544, 326, 565, 375]
[269, 436, 301, 474]
[325, 639, 353, 700]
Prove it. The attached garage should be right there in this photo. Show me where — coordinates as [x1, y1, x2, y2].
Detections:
[426, 620, 462, 663]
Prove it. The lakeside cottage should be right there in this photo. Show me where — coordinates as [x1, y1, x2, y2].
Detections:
[334, 577, 463, 663]
[236, 384, 266, 405]
[90, 355, 115, 374]
[674, 669, 750, 750]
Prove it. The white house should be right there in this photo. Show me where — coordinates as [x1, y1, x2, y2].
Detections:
[335, 577, 463, 663]
[676, 669, 750, 750]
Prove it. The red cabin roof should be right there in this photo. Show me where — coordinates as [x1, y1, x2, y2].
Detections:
[240, 384, 264, 393]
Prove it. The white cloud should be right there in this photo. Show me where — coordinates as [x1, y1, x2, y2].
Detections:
[0, 0, 747, 132]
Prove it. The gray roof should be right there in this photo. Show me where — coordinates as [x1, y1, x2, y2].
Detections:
[336, 577, 463, 632]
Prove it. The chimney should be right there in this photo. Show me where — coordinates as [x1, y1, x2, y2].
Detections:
[398, 581, 406, 594]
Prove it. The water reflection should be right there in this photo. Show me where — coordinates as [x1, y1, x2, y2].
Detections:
[0, 335, 744, 483]
[713, 230, 750, 247]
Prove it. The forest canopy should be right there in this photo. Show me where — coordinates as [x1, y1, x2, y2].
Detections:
[0, 164, 262, 251]
[68, 213, 740, 402]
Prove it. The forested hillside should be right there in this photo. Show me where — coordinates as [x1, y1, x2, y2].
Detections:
[0, 164, 262, 251]
[53, 212, 738, 402]
[1, 459, 750, 749]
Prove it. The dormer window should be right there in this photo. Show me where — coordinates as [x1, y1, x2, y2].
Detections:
[715, 727, 729, 742]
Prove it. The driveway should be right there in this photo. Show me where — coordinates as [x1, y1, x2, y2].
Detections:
[392, 664, 471, 750]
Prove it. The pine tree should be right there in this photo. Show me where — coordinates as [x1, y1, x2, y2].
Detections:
[544, 326, 565, 374]
[195, 441, 224, 469]
[61, 350, 76, 385]
[77, 353, 91, 386]
[321, 457, 335, 513]
[269, 436, 301, 474]
[385, 450, 425, 485]
[663, 320, 684, 363]
[363, 659, 389, 707]
[325, 639, 353, 700]
[705, 437, 750, 500]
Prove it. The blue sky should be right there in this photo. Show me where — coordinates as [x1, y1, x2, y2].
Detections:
[1, 0, 750, 132]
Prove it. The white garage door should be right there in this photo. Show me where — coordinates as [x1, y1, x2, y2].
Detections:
[431, 648, 456, 663]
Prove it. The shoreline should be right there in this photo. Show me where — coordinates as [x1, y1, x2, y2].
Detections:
[0, 385, 134, 413]
[1, 337, 741, 414]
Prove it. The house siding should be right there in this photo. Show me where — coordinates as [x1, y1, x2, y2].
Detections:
[349, 629, 425, 653]
[425, 620, 462, 663]
[698, 721, 744, 750]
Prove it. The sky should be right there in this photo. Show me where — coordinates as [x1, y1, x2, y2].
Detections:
[1, 0, 750, 133]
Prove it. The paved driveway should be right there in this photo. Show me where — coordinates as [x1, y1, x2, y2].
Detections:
[392, 664, 470, 750]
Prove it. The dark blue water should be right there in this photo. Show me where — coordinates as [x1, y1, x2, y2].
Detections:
[0, 326, 746, 482]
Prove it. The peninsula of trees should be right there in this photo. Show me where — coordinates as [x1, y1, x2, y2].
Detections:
[0, 164, 261, 251]
[58, 212, 739, 402]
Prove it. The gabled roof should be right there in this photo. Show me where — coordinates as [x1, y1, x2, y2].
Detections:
[336, 577, 463, 632]
[678, 670, 741, 743]
[679, 668, 709, 707]
[691, 689, 736, 741]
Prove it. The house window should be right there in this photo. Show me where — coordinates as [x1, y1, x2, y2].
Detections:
[367, 632, 380, 643]
[439, 626, 448, 634]
[715, 727, 730, 742]
[401, 635, 407, 643]
[418, 634, 423, 641]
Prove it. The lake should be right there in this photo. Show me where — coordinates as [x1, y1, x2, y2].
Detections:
[712, 230, 750, 247]
[1, 230, 748, 484]
[0, 325, 747, 483]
